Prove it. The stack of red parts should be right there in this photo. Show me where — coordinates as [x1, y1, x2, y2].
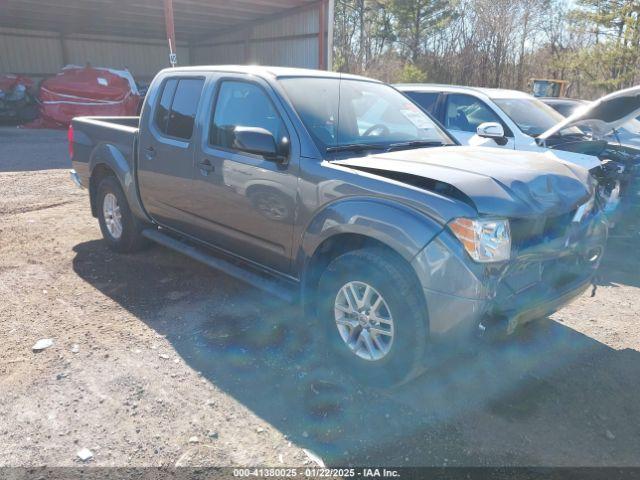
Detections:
[28, 65, 140, 129]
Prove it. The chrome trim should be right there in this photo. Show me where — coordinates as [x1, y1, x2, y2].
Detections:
[70, 169, 84, 189]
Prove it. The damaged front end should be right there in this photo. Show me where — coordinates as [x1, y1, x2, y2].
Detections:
[480, 199, 607, 338]
[590, 144, 640, 231]
[413, 190, 607, 345]
[539, 137, 640, 228]
[335, 146, 609, 343]
[538, 85, 640, 230]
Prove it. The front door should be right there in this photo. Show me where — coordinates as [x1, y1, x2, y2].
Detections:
[138, 76, 205, 232]
[188, 77, 298, 274]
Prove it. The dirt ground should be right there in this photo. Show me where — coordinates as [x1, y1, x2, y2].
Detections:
[1, 127, 640, 468]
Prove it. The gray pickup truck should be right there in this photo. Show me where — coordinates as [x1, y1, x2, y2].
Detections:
[70, 66, 607, 385]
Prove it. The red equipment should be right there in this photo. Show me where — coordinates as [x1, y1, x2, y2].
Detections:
[0, 74, 34, 92]
[29, 65, 140, 129]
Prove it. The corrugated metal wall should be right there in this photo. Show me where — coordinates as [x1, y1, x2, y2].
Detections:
[64, 37, 189, 80]
[0, 28, 62, 76]
[0, 3, 329, 83]
[0, 27, 188, 81]
[193, 6, 321, 69]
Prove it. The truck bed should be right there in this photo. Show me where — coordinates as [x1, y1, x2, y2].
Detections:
[71, 116, 140, 190]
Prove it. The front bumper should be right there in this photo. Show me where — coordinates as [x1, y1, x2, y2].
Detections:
[412, 211, 608, 342]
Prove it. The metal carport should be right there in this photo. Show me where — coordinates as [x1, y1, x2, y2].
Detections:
[0, 0, 333, 83]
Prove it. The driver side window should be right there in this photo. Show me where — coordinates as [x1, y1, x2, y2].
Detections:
[445, 94, 501, 133]
[210, 80, 287, 150]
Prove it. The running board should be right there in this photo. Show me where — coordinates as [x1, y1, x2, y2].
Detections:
[142, 228, 297, 303]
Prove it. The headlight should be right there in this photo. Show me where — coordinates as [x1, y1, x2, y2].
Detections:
[448, 217, 511, 263]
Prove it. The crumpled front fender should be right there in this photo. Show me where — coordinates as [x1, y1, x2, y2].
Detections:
[298, 196, 444, 269]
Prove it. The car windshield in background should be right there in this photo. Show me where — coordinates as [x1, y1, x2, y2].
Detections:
[494, 98, 583, 137]
[279, 77, 454, 153]
[550, 102, 584, 117]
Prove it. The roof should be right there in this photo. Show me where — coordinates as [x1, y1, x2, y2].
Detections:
[161, 65, 379, 82]
[0, 0, 319, 42]
[395, 83, 533, 100]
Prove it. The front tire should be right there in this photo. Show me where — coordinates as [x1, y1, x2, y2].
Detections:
[96, 175, 149, 253]
[317, 248, 428, 387]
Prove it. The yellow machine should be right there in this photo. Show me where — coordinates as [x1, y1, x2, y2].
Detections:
[530, 79, 570, 98]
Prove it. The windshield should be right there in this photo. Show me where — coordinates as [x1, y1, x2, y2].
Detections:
[279, 77, 455, 153]
[621, 118, 640, 136]
[494, 98, 583, 137]
[611, 118, 640, 146]
[549, 101, 585, 117]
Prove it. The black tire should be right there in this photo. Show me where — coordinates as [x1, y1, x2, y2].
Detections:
[96, 175, 149, 253]
[316, 248, 428, 387]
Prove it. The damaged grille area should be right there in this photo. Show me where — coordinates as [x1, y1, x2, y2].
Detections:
[510, 209, 577, 250]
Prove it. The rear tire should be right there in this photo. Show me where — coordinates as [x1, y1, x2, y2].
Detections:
[316, 248, 428, 387]
[96, 175, 149, 253]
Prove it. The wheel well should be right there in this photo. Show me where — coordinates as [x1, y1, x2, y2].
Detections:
[302, 233, 424, 315]
[89, 164, 116, 217]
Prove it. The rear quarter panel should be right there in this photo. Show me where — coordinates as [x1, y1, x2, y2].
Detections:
[71, 116, 148, 220]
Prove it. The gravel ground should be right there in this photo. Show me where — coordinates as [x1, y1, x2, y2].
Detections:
[1, 127, 640, 468]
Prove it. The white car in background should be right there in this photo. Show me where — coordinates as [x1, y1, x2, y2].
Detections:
[396, 84, 640, 220]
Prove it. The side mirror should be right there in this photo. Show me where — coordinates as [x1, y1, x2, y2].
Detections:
[232, 126, 289, 164]
[477, 122, 505, 139]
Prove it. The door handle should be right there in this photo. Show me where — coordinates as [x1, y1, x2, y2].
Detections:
[199, 159, 215, 176]
[144, 146, 156, 160]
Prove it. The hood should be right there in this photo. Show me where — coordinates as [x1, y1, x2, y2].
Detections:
[539, 148, 602, 171]
[333, 146, 592, 218]
[539, 86, 640, 140]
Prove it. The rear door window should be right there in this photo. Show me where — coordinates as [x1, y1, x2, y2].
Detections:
[404, 91, 439, 114]
[166, 79, 204, 140]
[154, 79, 178, 134]
[154, 77, 204, 140]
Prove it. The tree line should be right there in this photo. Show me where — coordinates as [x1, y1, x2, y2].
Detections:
[332, 0, 640, 99]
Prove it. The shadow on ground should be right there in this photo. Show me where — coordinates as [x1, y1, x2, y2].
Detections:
[71, 230, 640, 466]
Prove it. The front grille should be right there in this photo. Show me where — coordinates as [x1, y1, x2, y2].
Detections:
[510, 209, 576, 250]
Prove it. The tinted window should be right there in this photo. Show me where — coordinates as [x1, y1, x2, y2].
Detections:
[210, 81, 287, 149]
[166, 79, 204, 140]
[445, 94, 502, 133]
[405, 91, 439, 113]
[154, 79, 177, 134]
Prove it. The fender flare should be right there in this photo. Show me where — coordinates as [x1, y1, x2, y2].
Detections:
[297, 196, 444, 274]
[88, 143, 149, 221]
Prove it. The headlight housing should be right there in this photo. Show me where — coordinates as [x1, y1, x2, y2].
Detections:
[448, 217, 511, 263]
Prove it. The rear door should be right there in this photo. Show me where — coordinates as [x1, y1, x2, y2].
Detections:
[187, 75, 299, 274]
[443, 93, 515, 149]
[138, 75, 205, 231]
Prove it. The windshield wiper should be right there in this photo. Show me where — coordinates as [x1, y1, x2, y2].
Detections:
[385, 140, 445, 151]
[326, 143, 387, 153]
